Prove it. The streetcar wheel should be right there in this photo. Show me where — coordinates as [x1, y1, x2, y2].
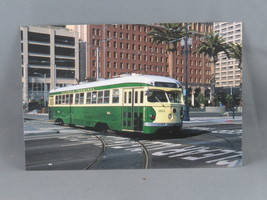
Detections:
[95, 123, 109, 133]
[55, 118, 64, 126]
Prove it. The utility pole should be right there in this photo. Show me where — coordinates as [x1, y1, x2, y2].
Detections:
[96, 47, 100, 80]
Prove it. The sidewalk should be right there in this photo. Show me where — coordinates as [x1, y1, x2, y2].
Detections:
[183, 116, 242, 127]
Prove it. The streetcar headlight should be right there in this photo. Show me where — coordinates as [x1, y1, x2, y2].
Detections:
[173, 108, 177, 113]
[168, 114, 172, 119]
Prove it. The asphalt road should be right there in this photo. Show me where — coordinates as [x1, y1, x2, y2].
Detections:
[24, 114, 242, 170]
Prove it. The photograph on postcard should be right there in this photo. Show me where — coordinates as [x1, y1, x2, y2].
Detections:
[21, 23, 242, 170]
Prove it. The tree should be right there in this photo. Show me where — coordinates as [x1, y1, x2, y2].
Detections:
[147, 23, 185, 78]
[196, 32, 230, 105]
[197, 93, 206, 108]
[229, 42, 242, 106]
[225, 94, 233, 109]
[228, 43, 242, 70]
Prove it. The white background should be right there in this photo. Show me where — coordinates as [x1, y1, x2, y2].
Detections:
[0, 0, 267, 199]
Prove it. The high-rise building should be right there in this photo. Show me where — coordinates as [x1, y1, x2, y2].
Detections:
[21, 26, 80, 103]
[68, 23, 213, 106]
[213, 22, 242, 88]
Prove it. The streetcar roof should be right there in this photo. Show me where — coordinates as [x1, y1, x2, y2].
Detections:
[49, 74, 182, 94]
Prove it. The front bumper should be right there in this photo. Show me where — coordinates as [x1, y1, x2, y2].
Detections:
[144, 122, 183, 127]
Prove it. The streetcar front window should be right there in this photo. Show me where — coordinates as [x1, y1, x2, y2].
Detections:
[147, 91, 168, 102]
[166, 91, 181, 103]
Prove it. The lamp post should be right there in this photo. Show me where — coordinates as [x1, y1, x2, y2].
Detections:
[34, 72, 47, 107]
[231, 86, 235, 119]
[180, 24, 192, 121]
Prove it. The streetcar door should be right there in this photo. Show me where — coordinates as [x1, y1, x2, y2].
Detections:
[69, 94, 73, 124]
[122, 89, 143, 132]
[48, 96, 54, 120]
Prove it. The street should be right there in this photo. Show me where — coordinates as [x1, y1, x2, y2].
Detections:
[24, 113, 242, 170]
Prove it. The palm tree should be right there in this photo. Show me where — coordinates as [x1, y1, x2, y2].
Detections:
[229, 42, 242, 106]
[147, 23, 185, 78]
[196, 32, 230, 105]
[229, 43, 242, 70]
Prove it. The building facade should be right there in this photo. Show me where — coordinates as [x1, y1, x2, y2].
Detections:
[213, 22, 242, 88]
[68, 23, 213, 106]
[21, 26, 79, 103]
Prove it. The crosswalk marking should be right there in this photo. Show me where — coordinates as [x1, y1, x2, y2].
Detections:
[59, 133, 242, 167]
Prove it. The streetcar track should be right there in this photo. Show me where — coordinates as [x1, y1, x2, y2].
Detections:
[136, 140, 151, 169]
[79, 129, 151, 169]
[85, 134, 107, 170]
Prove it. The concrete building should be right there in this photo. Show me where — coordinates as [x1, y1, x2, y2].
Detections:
[67, 23, 213, 106]
[21, 26, 79, 103]
[213, 22, 242, 88]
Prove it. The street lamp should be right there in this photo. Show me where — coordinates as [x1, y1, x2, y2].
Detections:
[34, 72, 47, 107]
[180, 24, 192, 121]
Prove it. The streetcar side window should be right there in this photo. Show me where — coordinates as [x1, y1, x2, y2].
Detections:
[112, 89, 119, 103]
[140, 91, 144, 103]
[58, 95, 62, 104]
[104, 90, 110, 104]
[86, 92, 91, 104]
[92, 92, 97, 104]
[135, 91, 138, 103]
[62, 95, 65, 104]
[66, 94, 69, 104]
[124, 92, 127, 104]
[70, 94, 73, 104]
[56, 96, 59, 104]
[97, 91, 103, 104]
[79, 93, 84, 104]
[75, 93, 79, 104]
[128, 91, 132, 104]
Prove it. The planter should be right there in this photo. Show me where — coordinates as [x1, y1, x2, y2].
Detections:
[205, 106, 226, 113]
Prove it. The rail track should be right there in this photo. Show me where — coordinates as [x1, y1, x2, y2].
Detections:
[78, 129, 151, 170]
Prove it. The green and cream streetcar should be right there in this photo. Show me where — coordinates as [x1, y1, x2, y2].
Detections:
[48, 74, 184, 134]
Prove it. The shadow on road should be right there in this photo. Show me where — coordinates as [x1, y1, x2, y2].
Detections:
[113, 128, 208, 141]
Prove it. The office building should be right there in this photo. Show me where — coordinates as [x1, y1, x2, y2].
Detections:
[213, 22, 242, 88]
[21, 26, 79, 103]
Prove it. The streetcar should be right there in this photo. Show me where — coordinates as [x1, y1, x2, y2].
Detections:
[48, 74, 184, 134]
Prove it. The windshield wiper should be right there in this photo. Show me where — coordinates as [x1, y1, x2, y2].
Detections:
[155, 97, 165, 107]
